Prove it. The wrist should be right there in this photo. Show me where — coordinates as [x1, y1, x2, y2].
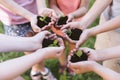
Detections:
[80, 17, 91, 29]
[95, 50, 106, 61]
[91, 61, 101, 72]
[29, 15, 37, 23]
[68, 13, 74, 19]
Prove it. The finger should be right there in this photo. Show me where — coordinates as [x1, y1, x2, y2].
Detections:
[57, 38, 64, 47]
[48, 34, 56, 39]
[32, 24, 41, 32]
[79, 47, 91, 55]
[68, 55, 72, 62]
[61, 23, 71, 30]
[65, 34, 77, 43]
[76, 35, 86, 48]
[62, 29, 68, 33]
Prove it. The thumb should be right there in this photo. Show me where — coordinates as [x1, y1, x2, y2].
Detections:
[61, 23, 70, 30]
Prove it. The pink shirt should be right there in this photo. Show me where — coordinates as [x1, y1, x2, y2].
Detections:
[56, 0, 81, 15]
[0, 0, 38, 25]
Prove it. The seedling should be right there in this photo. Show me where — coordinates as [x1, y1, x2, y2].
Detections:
[66, 29, 82, 40]
[57, 16, 68, 25]
[42, 39, 59, 48]
[37, 16, 51, 28]
[70, 50, 88, 63]
[66, 29, 72, 36]
[54, 16, 68, 29]
[49, 39, 59, 47]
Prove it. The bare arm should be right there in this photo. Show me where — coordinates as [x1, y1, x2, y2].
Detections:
[36, 0, 47, 14]
[75, 15, 120, 47]
[68, 60, 120, 80]
[89, 15, 120, 36]
[0, 46, 64, 80]
[80, 0, 112, 29]
[0, 31, 51, 52]
[49, 0, 64, 16]
[68, 0, 90, 18]
[95, 46, 120, 61]
[93, 62, 120, 80]
[0, 0, 37, 21]
[80, 46, 120, 62]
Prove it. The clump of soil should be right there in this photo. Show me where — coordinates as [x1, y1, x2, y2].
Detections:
[42, 39, 59, 48]
[66, 29, 82, 40]
[37, 16, 51, 28]
[70, 50, 88, 63]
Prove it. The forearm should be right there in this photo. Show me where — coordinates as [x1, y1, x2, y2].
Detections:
[93, 62, 120, 80]
[49, 0, 64, 16]
[37, 0, 47, 14]
[0, 0, 36, 21]
[80, 0, 112, 29]
[95, 46, 120, 61]
[69, 7, 87, 18]
[90, 15, 120, 36]
[0, 51, 44, 80]
[69, 0, 90, 18]
[0, 34, 40, 52]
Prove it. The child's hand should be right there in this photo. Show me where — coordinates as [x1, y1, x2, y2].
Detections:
[67, 14, 74, 23]
[62, 31, 77, 43]
[37, 38, 65, 60]
[68, 57, 97, 74]
[39, 8, 58, 21]
[79, 47, 100, 61]
[76, 29, 92, 48]
[61, 21, 84, 30]
[32, 31, 52, 48]
[30, 15, 41, 32]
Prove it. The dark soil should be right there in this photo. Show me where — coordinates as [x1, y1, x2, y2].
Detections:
[37, 16, 51, 28]
[70, 51, 88, 63]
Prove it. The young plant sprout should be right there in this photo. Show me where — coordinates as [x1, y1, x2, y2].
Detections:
[70, 50, 88, 63]
[37, 16, 51, 28]
[42, 39, 59, 48]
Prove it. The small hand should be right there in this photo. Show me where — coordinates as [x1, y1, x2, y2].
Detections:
[30, 15, 41, 32]
[80, 47, 101, 61]
[68, 55, 96, 74]
[32, 31, 52, 48]
[39, 8, 58, 21]
[67, 14, 74, 23]
[76, 29, 92, 48]
[61, 21, 83, 30]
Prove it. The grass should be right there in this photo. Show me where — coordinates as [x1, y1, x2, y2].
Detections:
[0, 0, 103, 80]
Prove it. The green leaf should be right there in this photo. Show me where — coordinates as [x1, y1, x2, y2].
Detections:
[76, 50, 82, 57]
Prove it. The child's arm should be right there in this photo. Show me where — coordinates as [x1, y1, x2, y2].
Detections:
[62, 0, 112, 30]
[36, 0, 47, 14]
[49, 0, 64, 16]
[0, 0, 36, 23]
[89, 15, 120, 36]
[68, 0, 90, 19]
[80, 0, 112, 29]
[80, 46, 120, 62]
[0, 46, 64, 80]
[75, 15, 120, 47]
[68, 60, 120, 80]
[0, 31, 52, 52]
[0, 0, 40, 32]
